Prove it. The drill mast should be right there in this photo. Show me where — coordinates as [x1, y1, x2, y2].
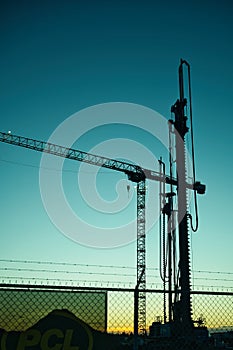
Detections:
[160, 59, 204, 335]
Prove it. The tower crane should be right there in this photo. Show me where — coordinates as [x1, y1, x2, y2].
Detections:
[0, 60, 206, 339]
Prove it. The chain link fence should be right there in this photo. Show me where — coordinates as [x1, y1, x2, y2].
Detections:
[0, 285, 107, 332]
[0, 283, 232, 349]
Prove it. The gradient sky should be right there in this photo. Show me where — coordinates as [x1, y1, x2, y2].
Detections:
[0, 0, 232, 287]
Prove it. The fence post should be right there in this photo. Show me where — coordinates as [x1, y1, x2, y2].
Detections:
[134, 287, 139, 350]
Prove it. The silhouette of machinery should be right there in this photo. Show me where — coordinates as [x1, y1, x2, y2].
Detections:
[157, 60, 206, 339]
[0, 59, 205, 339]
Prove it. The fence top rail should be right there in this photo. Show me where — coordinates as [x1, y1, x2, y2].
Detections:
[0, 283, 133, 293]
[0, 283, 232, 296]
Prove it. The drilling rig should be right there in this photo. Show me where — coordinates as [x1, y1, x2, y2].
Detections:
[151, 59, 206, 344]
[171, 59, 195, 335]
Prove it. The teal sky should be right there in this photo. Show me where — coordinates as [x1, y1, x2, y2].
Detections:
[0, 1, 232, 287]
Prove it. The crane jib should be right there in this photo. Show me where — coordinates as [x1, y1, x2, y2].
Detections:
[0, 131, 205, 193]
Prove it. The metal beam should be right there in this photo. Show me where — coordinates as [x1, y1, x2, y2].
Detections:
[137, 180, 146, 334]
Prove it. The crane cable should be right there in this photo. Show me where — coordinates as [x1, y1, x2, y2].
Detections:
[168, 121, 178, 287]
[159, 158, 168, 283]
[185, 61, 199, 232]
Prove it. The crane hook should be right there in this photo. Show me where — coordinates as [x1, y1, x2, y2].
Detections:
[127, 184, 130, 198]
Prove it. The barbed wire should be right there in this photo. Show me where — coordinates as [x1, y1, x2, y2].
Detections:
[193, 269, 233, 275]
[0, 276, 232, 292]
[0, 267, 233, 283]
[0, 267, 137, 277]
[0, 259, 140, 270]
[0, 276, 136, 286]
[0, 259, 232, 276]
